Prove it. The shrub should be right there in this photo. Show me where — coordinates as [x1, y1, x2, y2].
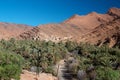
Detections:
[0, 49, 24, 80]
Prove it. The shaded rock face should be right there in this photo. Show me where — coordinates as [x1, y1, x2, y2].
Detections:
[0, 8, 120, 47]
[107, 7, 120, 18]
[81, 16, 120, 47]
[0, 22, 32, 40]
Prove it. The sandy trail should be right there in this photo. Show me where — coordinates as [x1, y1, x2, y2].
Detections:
[20, 70, 57, 80]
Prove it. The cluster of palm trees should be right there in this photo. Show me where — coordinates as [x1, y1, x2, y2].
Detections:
[66, 44, 120, 80]
[0, 38, 120, 80]
[0, 39, 69, 79]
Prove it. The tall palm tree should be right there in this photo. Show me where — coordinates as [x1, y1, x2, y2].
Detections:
[31, 48, 41, 80]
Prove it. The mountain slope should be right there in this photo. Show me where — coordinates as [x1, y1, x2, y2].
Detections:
[80, 17, 120, 47]
[0, 22, 32, 40]
[19, 7, 120, 46]
[64, 12, 113, 33]
[80, 7, 120, 47]
[19, 23, 81, 42]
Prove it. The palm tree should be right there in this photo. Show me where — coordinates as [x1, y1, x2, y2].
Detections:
[32, 48, 43, 80]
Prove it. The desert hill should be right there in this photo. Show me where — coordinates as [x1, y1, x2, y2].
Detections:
[0, 7, 120, 47]
[80, 7, 120, 47]
[80, 17, 120, 47]
[18, 7, 120, 47]
[0, 22, 32, 40]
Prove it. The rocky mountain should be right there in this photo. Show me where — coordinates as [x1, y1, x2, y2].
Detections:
[0, 22, 32, 40]
[80, 8, 120, 47]
[0, 7, 120, 47]
[81, 18, 120, 46]
[18, 7, 120, 47]
[64, 12, 113, 33]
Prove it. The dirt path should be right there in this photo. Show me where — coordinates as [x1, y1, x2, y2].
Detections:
[57, 60, 73, 80]
[21, 58, 74, 80]
[20, 70, 57, 80]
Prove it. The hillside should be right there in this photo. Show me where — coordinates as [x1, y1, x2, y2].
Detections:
[18, 7, 120, 47]
[80, 18, 120, 47]
[0, 8, 119, 47]
[0, 22, 32, 40]
[80, 7, 120, 47]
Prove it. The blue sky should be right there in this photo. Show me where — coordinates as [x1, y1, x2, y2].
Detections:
[0, 0, 120, 26]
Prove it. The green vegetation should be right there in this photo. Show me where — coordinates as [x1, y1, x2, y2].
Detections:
[69, 43, 120, 80]
[0, 38, 120, 80]
[0, 49, 24, 80]
[0, 39, 68, 79]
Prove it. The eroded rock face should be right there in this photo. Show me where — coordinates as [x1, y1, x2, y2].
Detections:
[107, 7, 120, 18]
[80, 10, 120, 47]
[18, 7, 120, 46]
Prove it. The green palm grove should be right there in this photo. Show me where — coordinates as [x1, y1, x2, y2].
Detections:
[0, 38, 119, 80]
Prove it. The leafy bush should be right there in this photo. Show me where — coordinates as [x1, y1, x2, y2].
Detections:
[96, 67, 120, 80]
[0, 49, 24, 80]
